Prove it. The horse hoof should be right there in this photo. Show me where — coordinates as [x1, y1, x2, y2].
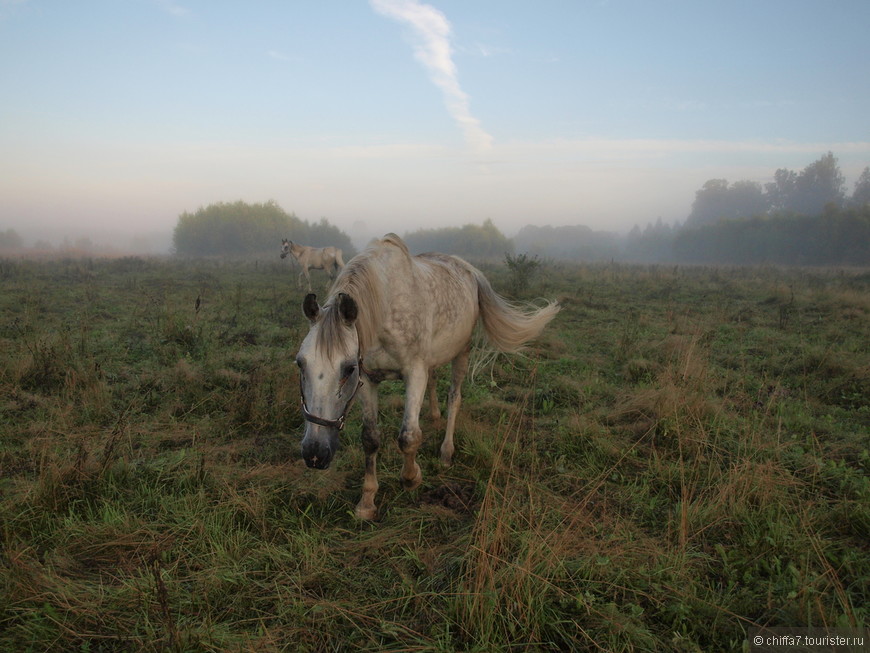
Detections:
[401, 465, 423, 491]
[355, 505, 377, 520]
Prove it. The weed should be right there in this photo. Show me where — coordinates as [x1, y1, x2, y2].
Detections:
[504, 252, 542, 297]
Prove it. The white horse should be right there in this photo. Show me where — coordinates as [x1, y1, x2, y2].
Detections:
[295, 234, 560, 519]
[280, 239, 346, 290]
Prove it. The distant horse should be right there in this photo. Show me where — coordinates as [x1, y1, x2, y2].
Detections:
[280, 239, 345, 290]
[295, 234, 560, 519]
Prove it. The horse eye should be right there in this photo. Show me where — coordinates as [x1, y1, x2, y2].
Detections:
[342, 364, 357, 379]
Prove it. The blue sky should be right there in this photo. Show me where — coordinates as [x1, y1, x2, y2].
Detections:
[1, 0, 869, 248]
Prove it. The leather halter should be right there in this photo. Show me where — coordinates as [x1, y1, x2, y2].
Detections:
[299, 357, 363, 431]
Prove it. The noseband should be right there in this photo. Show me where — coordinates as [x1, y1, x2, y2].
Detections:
[299, 356, 364, 431]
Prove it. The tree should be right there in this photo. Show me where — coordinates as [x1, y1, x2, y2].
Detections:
[765, 168, 798, 213]
[792, 151, 845, 215]
[765, 152, 846, 215]
[852, 167, 870, 209]
[0, 228, 23, 250]
[403, 218, 513, 259]
[687, 179, 730, 226]
[674, 208, 870, 266]
[728, 180, 768, 219]
[514, 224, 620, 261]
[172, 200, 354, 257]
[687, 179, 768, 226]
[623, 218, 677, 263]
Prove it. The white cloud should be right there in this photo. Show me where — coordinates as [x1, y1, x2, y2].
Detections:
[370, 0, 493, 155]
[156, 0, 189, 17]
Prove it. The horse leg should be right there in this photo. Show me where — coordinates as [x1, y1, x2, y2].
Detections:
[440, 345, 470, 466]
[427, 368, 441, 421]
[355, 379, 381, 520]
[398, 364, 427, 491]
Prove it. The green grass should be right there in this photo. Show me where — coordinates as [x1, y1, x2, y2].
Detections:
[1, 256, 868, 651]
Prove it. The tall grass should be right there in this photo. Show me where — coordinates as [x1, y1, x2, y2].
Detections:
[1, 257, 867, 650]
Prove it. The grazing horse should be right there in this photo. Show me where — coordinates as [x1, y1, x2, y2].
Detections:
[295, 234, 560, 519]
[280, 239, 345, 290]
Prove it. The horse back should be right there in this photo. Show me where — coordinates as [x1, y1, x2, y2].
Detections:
[390, 252, 479, 362]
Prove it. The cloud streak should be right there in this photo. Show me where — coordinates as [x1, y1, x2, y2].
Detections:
[370, 0, 493, 154]
[155, 0, 189, 18]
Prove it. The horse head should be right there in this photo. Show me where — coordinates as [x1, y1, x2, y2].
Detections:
[280, 239, 291, 259]
[296, 292, 362, 469]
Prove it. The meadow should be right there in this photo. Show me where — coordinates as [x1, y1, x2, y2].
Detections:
[0, 255, 867, 652]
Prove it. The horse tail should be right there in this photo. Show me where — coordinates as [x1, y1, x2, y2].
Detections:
[335, 249, 345, 269]
[473, 268, 560, 353]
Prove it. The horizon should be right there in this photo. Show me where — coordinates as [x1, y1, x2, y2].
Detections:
[2, 1, 869, 252]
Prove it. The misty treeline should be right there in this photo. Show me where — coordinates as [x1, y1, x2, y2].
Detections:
[511, 153, 869, 265]
[171, 200, 355, 257]
[403, 152, 869, 266]
[687, 152, 859, 226]
[626, 152, 870, 265]
[165, 152, 867, 266]
[402, 218, 513, 258]
[3, 154, 866, 266]
[0, 228, 23, 251]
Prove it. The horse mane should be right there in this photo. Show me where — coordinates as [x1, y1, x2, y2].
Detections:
[315, 235, 406, 357]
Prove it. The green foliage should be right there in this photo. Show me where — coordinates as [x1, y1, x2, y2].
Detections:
[172, 200, 354, 257]
[513, 224, 620, 262]
[503, 251, 541, 296]
[674, 206, 870, 265]
[688, 152, 848, 227]
[403, 218, 513, 260]
[623, 218, 677, 263]
[1, 258, 868, 651]
[852, 166, 870, 209]
[687, 178, 768, 227]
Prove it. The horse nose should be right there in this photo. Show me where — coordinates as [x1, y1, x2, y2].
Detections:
[301, 439, 334, 469]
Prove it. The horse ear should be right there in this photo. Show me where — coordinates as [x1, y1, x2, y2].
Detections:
[337, 293, 358, 325]
[303, 293, 320, 322]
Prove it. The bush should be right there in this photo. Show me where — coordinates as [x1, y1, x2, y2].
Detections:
[504, 252, 541, 296]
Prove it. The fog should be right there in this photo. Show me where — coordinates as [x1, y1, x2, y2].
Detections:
[3, 139, 868, 256]
[3, 2, 868, 256]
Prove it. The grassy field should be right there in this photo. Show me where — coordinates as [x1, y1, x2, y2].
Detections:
[0, 255, 867, 652]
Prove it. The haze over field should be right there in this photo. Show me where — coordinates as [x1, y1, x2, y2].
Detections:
[1, 0, 869, 252]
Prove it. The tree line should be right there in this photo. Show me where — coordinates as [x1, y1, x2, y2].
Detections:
[399, 152, 869, 266]
[626, 152, 870, 265]
[674, 206, 870, 266]
[3, 152, 867, 265]
[686, 152, 867, 226]
[172, 200, 355, 257]
[402, 218, 513, 259]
